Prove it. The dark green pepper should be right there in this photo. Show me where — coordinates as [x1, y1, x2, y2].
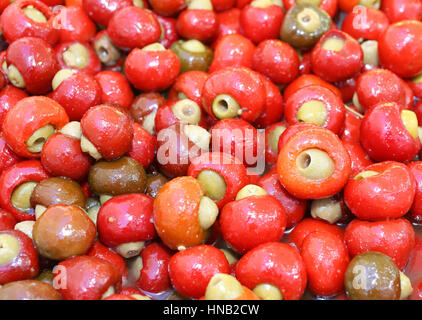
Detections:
[281, 4, 332, 49]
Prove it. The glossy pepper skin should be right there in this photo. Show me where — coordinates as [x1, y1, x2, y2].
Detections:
[0, 0, 10, 13]
[342, 141, 373, 178]
[94, 71, 134, 110]
[284, 85, 345, 134]
[359, 103, 420, 163]
[40, 0, 65, 5]
[188, 151, 249, 209]
[283, 74, 342, 102]
[258, 168, 307, 230]
[355, 69, 406, 113]
[153, 176, 209, 251]
[0, 230, 39, 285]
[5, 37, 59, 95]
[2, 96, 69, 159]
[0, 52, 6, 82]
[277, 122, 320, 152]
[401, 78, 414, 110]
[0, 0, 58, 46]
[252, 39, 299, 86]
[236, 0, 252, 8]
[0, 209, 16, 231]
[149, 0, 187, 16]
[177, 8, 219, 44]
[125, 46, 180, 92]
[127, 122, 156, 169]
[341, 6, 389, 40]
[210, 118, 261, 167]
[0, 160, 50, 221]
[381, 0, 422, 23]
[378, 20, 422, 78]
[202, 67, 266, 123]
[344, 218, 415, 271]
[253, 77, 283, 130]
[169, 245, 230, 299]
[209, 34, 255, 73]
[53, 6, 96, 43]
[297, 50, 312, 75]
[212, 0, 235, 11]
[135, 242, 172, 294]
[409, 79, 422, 100]
[339, 107, 362, 143]
[53, 255, 122, 300]
[311, 30, 363, 83]
[0, 75, 5, 96]
[0, 133, 22, 175]
[88, 240, 129, 281]
[414, 100, 422, 125]
[214, 8, 241, 44]
[220, 195, 287, 254]
[406, 236, 422, 296]
[168, 71, 209, 110]
[0, 86, 28, 129]
[288, 218, 344, 250]
[236, 242, 307, 300]
[154, 14, 179, 49]
[277, 126, 351, 199]
[82, 0, 132, 27]
[409, 162, 422, 223]
[301, 231, 349, 297]
[344, 161, 416, 221]
[107, 6, 161, 50]
[336, 74, 359, 103]
[80, 104, 133, 160]
[240, 3, 284, 44]
[51, 72, 102, 121]
[41, 133, 92, 181]
[66, 0, 82, 6]
[97, 194, 156, 249]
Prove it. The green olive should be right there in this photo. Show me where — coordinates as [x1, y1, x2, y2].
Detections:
[170, 40, 213, 74]
[281, 4, 332, 49]
[345, 251, 401, 300]
[88, 156, 147, 196]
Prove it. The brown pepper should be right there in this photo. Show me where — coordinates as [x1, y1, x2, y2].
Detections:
[0, 280, 61, 300]
[32, 204, 96, 261]
[281, 4, 332, 49]
[145, 173, 168, 198]
[344, 251, 401, 300]
[170, 39, 213, 74]
[88, 156, 147, 196]
[30, 177, 86, 209]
